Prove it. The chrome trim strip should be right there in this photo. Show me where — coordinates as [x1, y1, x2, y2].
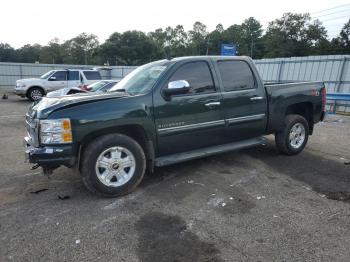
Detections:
[227, 114, 265, 124]
[158, 119, 225, 134]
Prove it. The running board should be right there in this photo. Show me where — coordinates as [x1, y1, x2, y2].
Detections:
[154, 136, 267, 167]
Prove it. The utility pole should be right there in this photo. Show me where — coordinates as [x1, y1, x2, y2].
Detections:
[206, 36, 211, 55]
[250, 32, 254, 58]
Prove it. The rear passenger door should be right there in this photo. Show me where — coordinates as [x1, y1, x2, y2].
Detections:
[67, 70, 81, 88]
[153, 60, 226, 156]
[215, 60, 267, 140]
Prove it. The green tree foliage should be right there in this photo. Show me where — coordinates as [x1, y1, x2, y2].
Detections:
[0, 43, 17, 62]
[165, 25, 190, 58]
[263, 13, 328, 57]
[331, 19, 350, 54]
[61, 33, 99, 64]
[148, 28, 167, 59]
[189, 21, 208, 55]
[241, 17, 264, 58]
[206, 24, 225, 55]
[100, 31, 156, 65]
[0, 14, 348, 65]
[39, 38, 63, 64]
[17, 44, 42, 63]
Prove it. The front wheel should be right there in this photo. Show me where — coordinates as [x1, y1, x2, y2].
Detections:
[275, 114, 309, 155]
[80, 134, 146, 197]
[27, 87, 44, 101]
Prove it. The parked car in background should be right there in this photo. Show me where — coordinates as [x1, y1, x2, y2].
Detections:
[46, 80, 119, 97]
[24, 56, 326, 197]
[14, 69, 102, 101]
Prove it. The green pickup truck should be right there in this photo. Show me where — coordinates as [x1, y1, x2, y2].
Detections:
[24, 56, 326, 197]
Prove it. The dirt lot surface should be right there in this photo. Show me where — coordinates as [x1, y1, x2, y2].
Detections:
[0, 95, 349, 262]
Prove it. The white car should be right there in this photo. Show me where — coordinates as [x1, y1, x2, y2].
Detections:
[46, 80, 119, 97]
[14, 69, 102, 101]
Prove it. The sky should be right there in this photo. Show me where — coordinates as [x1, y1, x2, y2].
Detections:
[1, 0, 349, 48]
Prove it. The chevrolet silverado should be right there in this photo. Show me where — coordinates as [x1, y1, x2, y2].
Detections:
[24, 56, 326, 197]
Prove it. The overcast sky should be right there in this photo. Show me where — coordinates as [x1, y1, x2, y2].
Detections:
[1, 0, 349, 48]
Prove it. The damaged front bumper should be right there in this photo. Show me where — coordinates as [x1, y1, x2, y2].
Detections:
[24, 136, 76, 168]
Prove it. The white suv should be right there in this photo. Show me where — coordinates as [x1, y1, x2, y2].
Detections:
[14, 69, 102, 101]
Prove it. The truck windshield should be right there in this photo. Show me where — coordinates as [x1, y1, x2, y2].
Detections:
[40, 71, 54, 79]
[109, 60, 168, 95]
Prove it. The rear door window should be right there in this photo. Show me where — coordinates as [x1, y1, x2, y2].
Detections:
[68, 71, 80, 81]
[83, 71, 102, 80]
[169, 61, 215, 95]
[217, 60, 255, 92]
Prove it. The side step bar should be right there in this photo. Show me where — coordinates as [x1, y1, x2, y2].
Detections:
[154, 136, 267, 167]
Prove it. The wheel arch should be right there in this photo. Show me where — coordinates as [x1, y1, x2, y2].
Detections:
[285, 102, 314, 134]
[78, 124, 155, 171]
[26, 86, 46, 97]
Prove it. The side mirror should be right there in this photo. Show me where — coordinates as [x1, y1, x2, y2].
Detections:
[164, 80, 190, 97]
[49, 76, 56, 81]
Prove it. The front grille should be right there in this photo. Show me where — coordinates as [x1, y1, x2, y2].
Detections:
[25, 113, 39, 147]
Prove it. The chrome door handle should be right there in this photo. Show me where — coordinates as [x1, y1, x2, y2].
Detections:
[250, 96, 263, 101]
[205, 102, 221, 106]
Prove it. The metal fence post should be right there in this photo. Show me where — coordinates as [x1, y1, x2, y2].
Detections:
[277, 60, 284, 83]
[333, 57, 347, 113]
[19, 64, 23, 79]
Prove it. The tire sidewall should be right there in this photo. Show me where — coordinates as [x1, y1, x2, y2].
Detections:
[284, 116, 309, 154]
[81, 134, 146, 197]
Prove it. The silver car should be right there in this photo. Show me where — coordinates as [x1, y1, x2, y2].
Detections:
[46, 80, 119, 97]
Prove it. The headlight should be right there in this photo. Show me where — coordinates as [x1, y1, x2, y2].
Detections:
[40, 118, 72, 144]
[16, 83, 26, 88]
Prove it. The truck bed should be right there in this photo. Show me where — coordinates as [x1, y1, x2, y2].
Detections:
[264, 81, 325, 134]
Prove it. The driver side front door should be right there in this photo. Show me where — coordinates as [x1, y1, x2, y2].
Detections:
[153, 60, 226, 156]
[47, 71, 67, 91]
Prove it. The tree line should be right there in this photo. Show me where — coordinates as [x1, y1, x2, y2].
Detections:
[0, 13, 349, 66]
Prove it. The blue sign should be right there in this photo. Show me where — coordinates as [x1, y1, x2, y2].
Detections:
[221, 44, 237, 56]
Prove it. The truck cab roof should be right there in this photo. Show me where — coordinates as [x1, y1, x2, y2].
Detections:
[169, 55, 251, 62]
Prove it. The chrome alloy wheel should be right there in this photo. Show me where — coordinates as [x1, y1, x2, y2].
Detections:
[289, 123, 306, 149]
[30, 89, 43, 100]
[95, 146, 136, 187]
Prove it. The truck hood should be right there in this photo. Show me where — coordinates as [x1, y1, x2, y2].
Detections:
[46, 87, 87, 98]
[29, 92, 129, 118]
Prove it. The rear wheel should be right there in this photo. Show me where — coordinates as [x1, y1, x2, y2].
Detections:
[80, 134, 146, 197]
[275, 114, 309, 155]
[27, 87, 44, 101]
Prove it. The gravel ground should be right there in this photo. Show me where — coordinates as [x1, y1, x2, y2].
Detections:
[0, 94, 349, 262]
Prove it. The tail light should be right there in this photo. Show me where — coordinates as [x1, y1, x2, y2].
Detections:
[321, 86, 326, 111]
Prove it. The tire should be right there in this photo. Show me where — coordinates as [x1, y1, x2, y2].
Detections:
[27, 87, 44, 101]
[80, 134, 146, 197]
[275, 114, 309, 155]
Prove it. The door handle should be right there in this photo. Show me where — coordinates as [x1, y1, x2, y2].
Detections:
[250, 96, 263, 101]
[205, 102, 221, 107]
